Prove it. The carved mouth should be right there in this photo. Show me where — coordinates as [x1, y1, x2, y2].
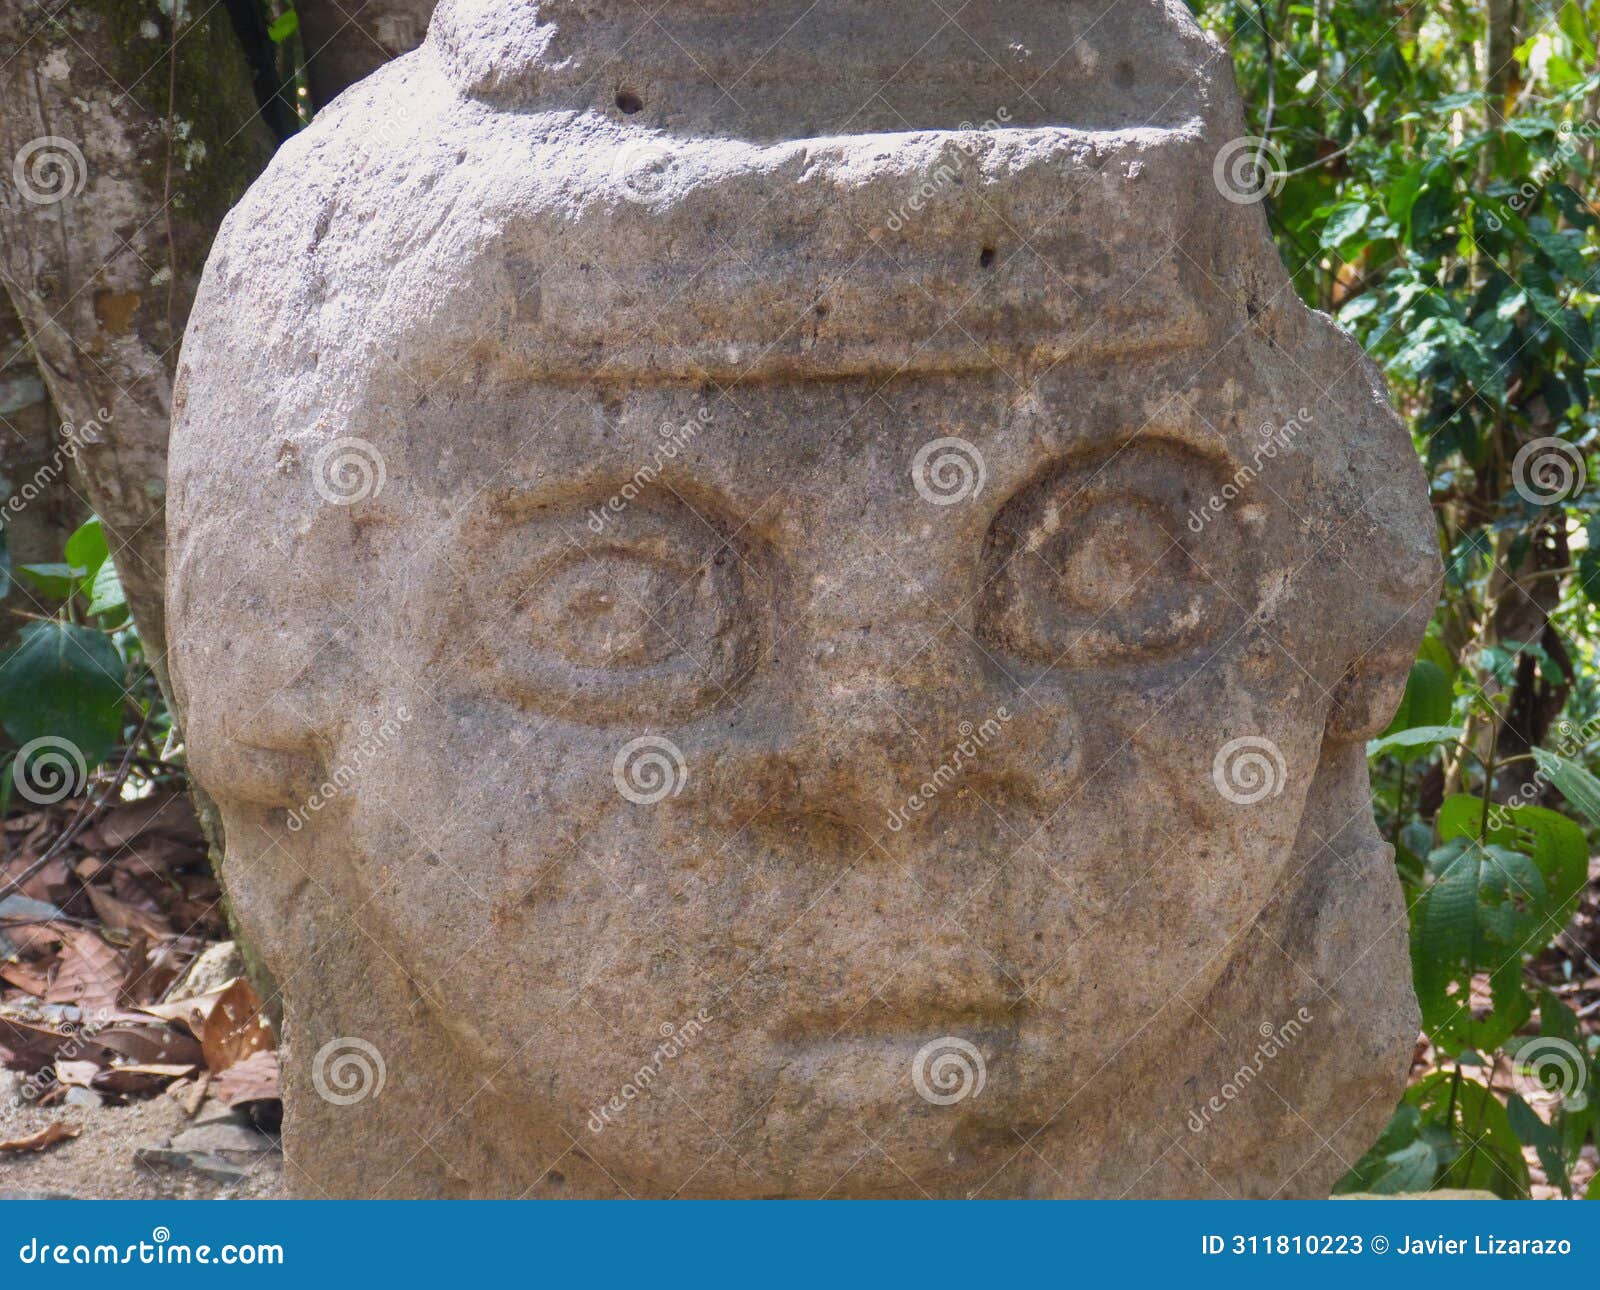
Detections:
[774, 997, 1030, 1047]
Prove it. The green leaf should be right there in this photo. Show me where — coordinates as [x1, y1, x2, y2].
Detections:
[87, 559, 126, 617]
[1529, 227, 1589, 280]
[1506, 1092, 1569, 1195]
[1579, 515, 1600, 607]
[63, 517, 108, 586]
[1411, 835, 1544, 1051]
[1420, 799, 1588, 1052]
[1321, 201, 1374, 253]
[267, 10, 298, 43]
[0, 620, 124, 769]
[1407, 1071, 1530, 1198]
[1386, 162, 1426, 232]
[1382, 659, 1455, 736]
[1367, 725, 1463, 759]
[17, 562, 82, 599]
[1532, 747, 1600, 828]
[1334, 1104, 1439, 1195]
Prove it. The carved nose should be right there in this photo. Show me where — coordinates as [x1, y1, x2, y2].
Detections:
[684, 620, 1080, 841]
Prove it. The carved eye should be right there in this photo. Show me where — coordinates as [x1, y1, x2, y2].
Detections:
[976, 441, 1238, 668]
[540, 549, 701, 671]
[476, 516, 758, 724]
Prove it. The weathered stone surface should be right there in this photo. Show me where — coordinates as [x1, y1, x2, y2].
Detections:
[167, 0, 1441, 1198]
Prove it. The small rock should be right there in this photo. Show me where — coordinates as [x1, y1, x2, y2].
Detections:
[134, 1145, 250, 1185]
[170, 1118, 276, 1158]
[63, 1086, 103, 1108]
[169, 941, 245, 1003]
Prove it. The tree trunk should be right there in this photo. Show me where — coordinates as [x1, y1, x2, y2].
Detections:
[0, 0, 277, 696]
[0, 295, 87, 641]
[298, 0, 437, 110]
[1480, 0, 1519, 183]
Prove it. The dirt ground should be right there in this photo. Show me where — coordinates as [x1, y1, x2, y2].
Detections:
[0, 1093, 283, 1200]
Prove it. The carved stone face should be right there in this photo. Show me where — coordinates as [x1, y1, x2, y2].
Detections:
[168, 0, 1441, 1198]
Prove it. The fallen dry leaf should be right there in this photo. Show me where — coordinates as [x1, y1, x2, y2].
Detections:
[93, 1021, 203, 1068]
[210, 1048, 280, 1106]
[0, 960, 52, 997]
[0, 1122, 80, 1153]
[200, 977, 274, 1074]
[93, 793, 201, 852]
[45, 928, 124, 1014]
[86, 887, 170, 940]
[140, 979, 236, 1036]
[94, 1062, 196, 1095]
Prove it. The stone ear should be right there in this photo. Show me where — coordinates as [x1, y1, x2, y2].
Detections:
[1324, 651, 1418, 744]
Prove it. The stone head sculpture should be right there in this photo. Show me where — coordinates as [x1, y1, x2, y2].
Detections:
[168, 0, 1441, 1197]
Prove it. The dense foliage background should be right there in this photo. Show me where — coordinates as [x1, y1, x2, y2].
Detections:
[1190, 0, 1600, 1196]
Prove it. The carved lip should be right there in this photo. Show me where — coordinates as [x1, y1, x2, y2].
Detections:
[774, 999, 1029, 1047]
